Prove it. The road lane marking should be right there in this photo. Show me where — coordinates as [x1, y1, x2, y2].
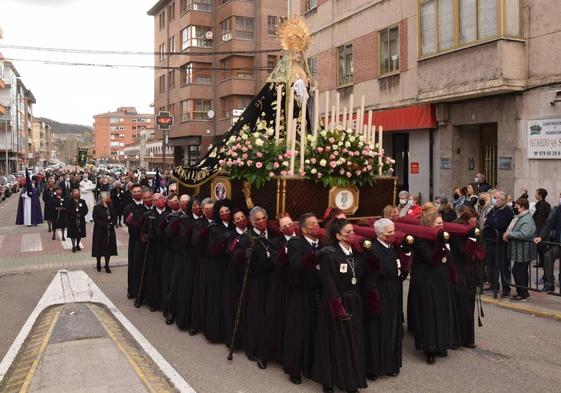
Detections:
[20, 233, 42, 252]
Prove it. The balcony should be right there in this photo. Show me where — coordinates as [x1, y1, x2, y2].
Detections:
[417, 39, 526, 102]
[217, 76, 255, 98]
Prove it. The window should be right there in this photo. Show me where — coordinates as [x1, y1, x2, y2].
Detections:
[267, 16, 278, 36]
[267, 55, 278, 71]
[305, 0, 317, 12]
[187, 145, 200, 166]
[168, 36, 175, 53]
[307, 56, 318, 78]
[181, 25, 212, 49]
[236, 17, 254, 40]
[181, 99, 212, 121]
[168, 2, 175, 21]
[180, 63, 212, 84]
[181, 0, 212, 12]
[159, 74, 165, 93]
[337, 43, 353, 86]
[159, 42, 166, 62]
[379, 26, 399, 75]
[221, 18, 232, 42]
[168, 70, 176, 88]
[159, 10, 166, 30]
[419, 0, 521, 57]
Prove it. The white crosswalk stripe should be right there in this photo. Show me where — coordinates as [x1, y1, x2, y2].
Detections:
[57, 230, 84, 250]
[21, 233, 43, 252]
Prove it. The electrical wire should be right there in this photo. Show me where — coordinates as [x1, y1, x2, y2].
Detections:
[0, 43, 282, 57]
[1, 57, 276, 71]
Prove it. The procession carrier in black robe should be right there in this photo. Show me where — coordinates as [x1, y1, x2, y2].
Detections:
[283, 236, 322, 379]
[91, 204, 117, 257]
[124, 201, 148, 298]
[189, 216, 213, 333]
[65, 198, 88, 239]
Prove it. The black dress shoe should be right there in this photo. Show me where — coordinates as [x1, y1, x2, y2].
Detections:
[104, 265, 111, 273]
[386, 372, 399, 377]
[165, 316, 174, 325]
[52, 234, 56, 240]
[322, 386, 334, 393]
[366, 373, 378, 381]
[289, 375, 301, 385]
[256, 358, 267, 369]
[188, 328, 198, 336]
[76, 245, 81, 251]
[72, 247, 76, 253]
[426, 354, 436, 365]
[127, 293, 134, 299]
[96, 262, 101, 272]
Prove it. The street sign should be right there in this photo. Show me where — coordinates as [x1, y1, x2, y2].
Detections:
[156, 111, 174, 130]
[410, 162, 419, 174]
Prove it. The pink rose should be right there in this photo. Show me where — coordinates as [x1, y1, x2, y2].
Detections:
[226, 161, 233, 167]
[247, 144, 253, 149]
[317, 173, 322, 178]
[299, 170, 305, 177]
[333, 151, 339, 156]
[346, 172, 352, 178]
[342, 148, 348, 153]
[317, 147, 324, 153]
[256, 152, 263, 158]
[242, 147, 248, 152]
[367, 165, 372, 171]
[273, 162, 280, 168]
[219, 159, 224, 165]
[287, 170, 294, 176]
[247, 160, 253, 166]
[281, 170, 287, 176]
[339, 169, 345, 175]
[269, 172, 275, 177]
[255, 162, 263, 169]
[242, 153, 248, 160]
[355, 170, 362, 176]
[310, 158, 317, 164]
[325, 146, 331, 152]
[329, 154, 336, 160]
[347, 161, 352, 166]
[328, 137, 335, 143]
[329, 161, 337, 168]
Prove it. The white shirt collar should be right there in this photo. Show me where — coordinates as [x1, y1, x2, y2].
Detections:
[284, 233, 295, 242]
[304, 235, 319, 247]
[193, 213, 201, 220]
[236, 227, 247, 235]
[222, 221, 230, 227]
[156, 207, 165, 214]
[134, 200, 143, 205]
[338, 242, 353, 256]
[377, 238, 390, 248]
[254, 228, 268, 237]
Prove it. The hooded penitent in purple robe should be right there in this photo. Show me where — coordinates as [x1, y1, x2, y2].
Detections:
[16, 186, 44, 226]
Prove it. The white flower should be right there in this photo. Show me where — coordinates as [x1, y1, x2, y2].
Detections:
[305, 159, 310, 164]
[311, 168, 317, 174]
[253, 132, 260, 138]
[319, 159, 327, 167]
[349, 136, 356, 143]
[358, 142, 364, 148]
[241, 133, 248, 140]
[255, 138, 264, 146]
[345, 141, 351, 148]
[320, 130, 327, 137]
[346, 128, 353, 134]
[283, 161, 289, 167]
[332, 144, 338, 150]
[338, 141, 343, 146]
[265, 128, 274, 137]
[228, 136, 236, 143]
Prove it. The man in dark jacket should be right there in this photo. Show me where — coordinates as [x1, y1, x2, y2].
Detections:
[533, 188, 551, 269]
[534, 204, 560, 293]
[475, 173, 491, 193]
[482, 190, 514, 297]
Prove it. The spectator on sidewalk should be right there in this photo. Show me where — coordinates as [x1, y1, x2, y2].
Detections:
[397, 190, 410, 217]
[533, 189, 551, 270]
[534, 203, 561, 293]
[466, 183, 479, 208]
[435, 196, 457, 223]
[483, 190, 514, 297]
[407, 195, 422, 219]
[476, 192, 492, 230]
[475, 173, 491, 193]
[504, 198, 536, 301]
[452, 186, 467, 210]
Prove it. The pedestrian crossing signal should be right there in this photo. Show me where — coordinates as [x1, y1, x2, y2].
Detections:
[156, 111, 174, 130]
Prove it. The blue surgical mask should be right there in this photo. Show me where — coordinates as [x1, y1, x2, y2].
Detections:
[491, 197, 497, 206]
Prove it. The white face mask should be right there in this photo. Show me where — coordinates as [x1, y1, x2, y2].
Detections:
[491, 197, 497, 206]
[399, 198, 408, 206]
[474, 177, 479, 183]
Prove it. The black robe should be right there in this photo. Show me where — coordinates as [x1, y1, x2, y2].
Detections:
[174, 213, 199, 330]
[259, 234, 291, 364]
[42, 188, 56, 221]
[110, 187, 127, 216]
[91, 204, 118, 257]
[407, 238, 460, 353]
[363, 240, 403, 376]
[141, 207, 169, 310]
[65, 198, 88, 239]
[159, 209, 175, 317]
[49, 196, 67, 229]
[283, 236, 322, 378]
[450, 236, 477, 347]
[205, 221, 235, 343]
[123, 202, 148, 298]
[312, 245, 367, 392]
[162, 210, 184, 320]
[222, 228, 246, 348]
[233, 229, 280, 360]
[189, 216, 213, 332]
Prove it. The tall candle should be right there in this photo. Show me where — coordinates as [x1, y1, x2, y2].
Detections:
[348, 94, 354, 132]
[324, 90, 330, 131]
[359, 95, 365, 135]
[335, 92, 340, 129]
[313, 88, 319, 145]
[290, 121, 297, 175]
[378, 125, 384, 175]
[330, 105, 335, 131]
[286, 86, 294, 155]
[342, 107, 347, 130]
[274, 84, 282, 142]
[367, 110, 373, 145]
[299, 95, 308, 173]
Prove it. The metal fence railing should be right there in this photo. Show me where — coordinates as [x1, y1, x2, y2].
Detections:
[481, 227, 561, 299]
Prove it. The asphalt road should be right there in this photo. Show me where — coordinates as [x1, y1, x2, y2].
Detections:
[2, 266, 560, 393]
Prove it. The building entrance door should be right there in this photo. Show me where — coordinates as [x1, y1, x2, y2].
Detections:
[392, 133, 409, 193]
[479, 124, 498, 187]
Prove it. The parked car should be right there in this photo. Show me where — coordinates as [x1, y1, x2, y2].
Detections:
[6, 175, 18, 193]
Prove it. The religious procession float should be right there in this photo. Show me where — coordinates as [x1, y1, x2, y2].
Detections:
[173, 18, 397, 220]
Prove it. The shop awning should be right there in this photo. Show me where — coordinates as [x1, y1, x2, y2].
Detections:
[350, 104, 436, 131]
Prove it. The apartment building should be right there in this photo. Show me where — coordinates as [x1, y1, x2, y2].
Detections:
[147, 0, 287, 166]
[294, 0, 561, 200]
[0, 59, 35, 174]
[31, 118, 52, 166]
[93, 107, 154, 163]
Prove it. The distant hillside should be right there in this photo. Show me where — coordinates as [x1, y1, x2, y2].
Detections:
[39, 117, 92, 135]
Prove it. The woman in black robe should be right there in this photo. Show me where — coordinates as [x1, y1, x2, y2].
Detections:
[50, 188, 67, 241]
[407, 213, 460, 364]
[42, 179, 56, 232]
[205, 199, 235, 343]
[65, 189, 88, 253]
[222, 208, 248, 349]
[312, 219, 367, 393]
[110, 181, 126, 227]
[91, 191, 117, 273]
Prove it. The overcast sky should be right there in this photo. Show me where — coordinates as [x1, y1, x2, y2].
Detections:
[0, 0, 156, 126]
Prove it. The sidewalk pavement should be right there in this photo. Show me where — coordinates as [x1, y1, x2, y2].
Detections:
[482, 290, 561, 322]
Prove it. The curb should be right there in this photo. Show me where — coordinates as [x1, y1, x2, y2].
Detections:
[481, 295, 561, 322]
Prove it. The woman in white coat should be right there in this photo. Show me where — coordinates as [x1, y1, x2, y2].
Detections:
[79, 174, 96, 222]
